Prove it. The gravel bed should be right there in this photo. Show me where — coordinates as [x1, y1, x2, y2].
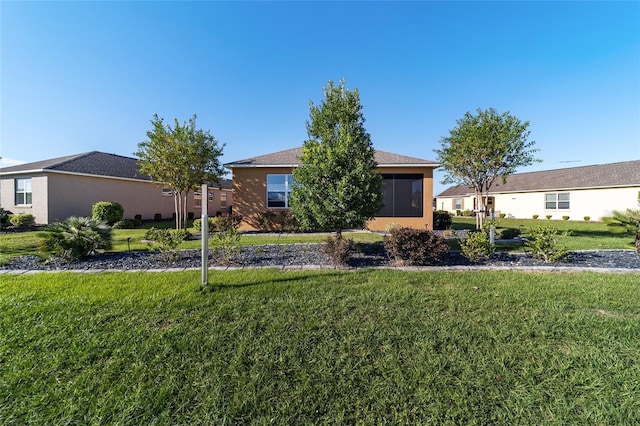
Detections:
[2, 244, 640, 272]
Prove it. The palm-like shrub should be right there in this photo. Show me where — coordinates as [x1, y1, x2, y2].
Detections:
[39, 216, 112, 261]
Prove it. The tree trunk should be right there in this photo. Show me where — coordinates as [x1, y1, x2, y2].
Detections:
[474, 189, 485, 230]
[174, 192, 180, 230]
[636, 231, 640, 254]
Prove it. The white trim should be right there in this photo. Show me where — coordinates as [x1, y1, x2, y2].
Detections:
[0, 169, 155, 184]
[226, 163, 439, 169]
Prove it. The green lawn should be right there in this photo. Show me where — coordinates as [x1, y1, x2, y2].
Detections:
[1, 269, 639, 424]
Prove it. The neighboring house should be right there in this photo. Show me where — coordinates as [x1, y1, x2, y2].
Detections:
[435, 160, 640, 221]
[0, 151, 233, 225]
[224, 147, 439, 231]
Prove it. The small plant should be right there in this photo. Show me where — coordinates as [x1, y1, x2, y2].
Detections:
[455, 209, 461, 217]
[193, 217, 218, 233]
[257, 211, 277, 231]
[112, 219, 137, 229]
[583, 216, 590, 222]
[462, 209, 473, 217]
[211, 223, 242, 265]
[134, 214, 142, 222]
[499, 213, 507, 219]
[39, 216, 112, 261]
[187, 211, 195, 220]
[546, 215, 552, 220]
[532, 214, 539, 219]
[499, 228, 521, 239]
[433, 210, 452, 230]
[0, 208, 12, 230]
[9, 213, 35, 228]
[144, 227, 189, 261]
[383, 227, 448, 266]
[91, 201, 124, 226]
[154, 213, 162, 222]
[524, 226, 568, 263]
[458, 230, 494, 263]
[385, 222, 400, 232]
[562, 215, 570, 221]
[323, 233, 355, 265]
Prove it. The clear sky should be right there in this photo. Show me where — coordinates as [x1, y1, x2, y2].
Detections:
[1, 1, 639, 196]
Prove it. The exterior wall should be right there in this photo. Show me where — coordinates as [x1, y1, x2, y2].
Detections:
[191, 187, 234, 217]
[0, 173, 49, 224]
[46, 173, 176, 223]
[231, 166, 435, 232]
[436, 186, 640, 221]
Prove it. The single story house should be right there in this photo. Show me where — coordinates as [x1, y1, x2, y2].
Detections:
[0, 151, 233, 225]
[224, 147, 439, 231]
[435, 160, 640, 221]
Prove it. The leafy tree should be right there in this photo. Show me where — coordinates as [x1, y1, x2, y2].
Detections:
[135, 114, 225, 229]
[435, 108, 540, 229]
[289, 79, 382, 234]
[603, 191, 640, 253]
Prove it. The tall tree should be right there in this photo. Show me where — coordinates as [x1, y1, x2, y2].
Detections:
[290, 79, 382, 233]
[135, 114, 225, 229]
[435, 108, 540, 229]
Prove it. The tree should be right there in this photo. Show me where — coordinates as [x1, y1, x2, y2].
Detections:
[135, 114, 225, 229]
[603, 191, 640, 253]
[289, 79, 382, 234]
[435, 108, 540, 229]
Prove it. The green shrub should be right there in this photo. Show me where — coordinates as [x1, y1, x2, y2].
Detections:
[211, 221, 242, 265]
[0, 208, 12, 230]
[524, 226, 568, 263]
[459, 230, 494, 263]
[583, 216, 590, 222]
[211, 214, 243, 232]
[455, 209, 462, 216]
[499, 228, 521, 239]
[323, 233, 355, 265]
[134, 214, 142, 222]
[562, 215, 570, 221]
[383, 227, 448, 266]
[144, 227, 189, 260]
[91, 201, 124, 226]
[257, 211, 278, 231]
[499, 213, 507, 219]
[9, 213, 35, 228]
[154, 213, 162, 222]
[462, 209, 473, 217]
[187, 211, 195, 220]
[546, 215, 552, 220]
[532, 214, 539, 219]
[433, 210, 452, 230]
[112, 219, 137, 229]
[39, 216, 112, 261]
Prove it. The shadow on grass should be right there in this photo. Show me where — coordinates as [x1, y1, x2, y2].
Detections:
[202, 270, 349, 293]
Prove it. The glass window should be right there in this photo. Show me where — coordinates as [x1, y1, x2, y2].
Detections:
[454, 197, 462, 210]
[220, 193, 227, 207]
[15, 178, 32, 205]
[267, 174, 295, 208]
[194, 191, 202, 208]
[162, 187, 172, 197]
[378, 174, 423, 217]
[545, 193, 570, 210]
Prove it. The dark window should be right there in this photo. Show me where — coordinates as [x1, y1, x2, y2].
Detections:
[378, 174, 423, 217]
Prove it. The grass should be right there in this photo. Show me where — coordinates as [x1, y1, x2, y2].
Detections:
[1, 269, 639, 424]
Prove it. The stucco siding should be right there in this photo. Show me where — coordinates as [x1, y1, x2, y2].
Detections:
[0, 174, 49, 224]
[232, 166, 435, 231]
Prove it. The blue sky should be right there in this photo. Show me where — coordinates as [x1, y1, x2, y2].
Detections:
[1, 1, 639, 195]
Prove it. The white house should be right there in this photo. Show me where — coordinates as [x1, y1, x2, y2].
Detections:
[435, 160, 640, 221]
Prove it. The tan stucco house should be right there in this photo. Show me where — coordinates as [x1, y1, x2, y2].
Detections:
[435, 160, 640, 221]
[0, 151, 233, 225]
[224, 147, 439, 231]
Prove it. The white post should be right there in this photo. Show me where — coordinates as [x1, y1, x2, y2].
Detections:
[201, 183, 208, 286]
[489, 208, 495, 246]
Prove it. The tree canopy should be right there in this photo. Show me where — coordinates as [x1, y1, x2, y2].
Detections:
[435, 108, 540, 228]
[135, 114, 225, 229]
[289, 79, 382, 232]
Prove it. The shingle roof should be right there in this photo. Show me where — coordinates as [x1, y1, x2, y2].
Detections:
[437, 160, 640, 197]
[0, 151, 233, 188]
[225, 147, 438, 168]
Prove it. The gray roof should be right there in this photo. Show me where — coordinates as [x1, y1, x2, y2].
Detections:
[225, 146, 438, 168]
[437, 160, 640, 197]
[0, 151, 233, 188]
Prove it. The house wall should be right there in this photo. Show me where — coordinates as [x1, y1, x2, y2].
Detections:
[0, 173, 49, 224]
[436, 186, 640, 221]
[231, 166, 435, 231]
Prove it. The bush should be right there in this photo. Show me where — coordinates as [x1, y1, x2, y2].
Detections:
[546, 215, 552, 220]
[524, 226, 568, 263]
[584, 216, 590, 222]
[462, 209, 473, 217]
[0, 208, 12, 230]
[383, 227, 448, 266]
[433, 210, 452, 230]
[134, 214, 142, 222]
[499, 228, 521, 239]
[154, 213, 162, 222]
[211, 219, 241, 265]
[323, 233, 355, 265]
[91, 201, 124, 226]
[187, 211, 195, 220]
[9, 213, 35, 228]
[459, 230, 494, 263]
[193, 217, 220, 233]
[211, 214, 243, 232]
[112, 219, 137, 229]
[39, 216, 112, 261]
[562, 216, 570, 221]
[257, 211, 278, 231]
[499, 213, 507, 219]
[455, 209, 462, 216]
[532, 214, 539, 219]
[144, 227, 190, 260]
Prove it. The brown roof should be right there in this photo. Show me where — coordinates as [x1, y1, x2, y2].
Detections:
[438, 160, 640, 197]
[0, 151, 233, 188]
[225, 146, 438, 168]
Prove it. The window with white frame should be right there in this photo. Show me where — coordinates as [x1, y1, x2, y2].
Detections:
[194, 191, 202, 208]
[161, 187, 172, 197]
[454, 197, 463, 210]
[15, 178, 32, 205]
[267, 174, 295, 208]
[545, 192, 570, 210]
[220, 192, 227, 207]
[208, 191, 214, 201]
